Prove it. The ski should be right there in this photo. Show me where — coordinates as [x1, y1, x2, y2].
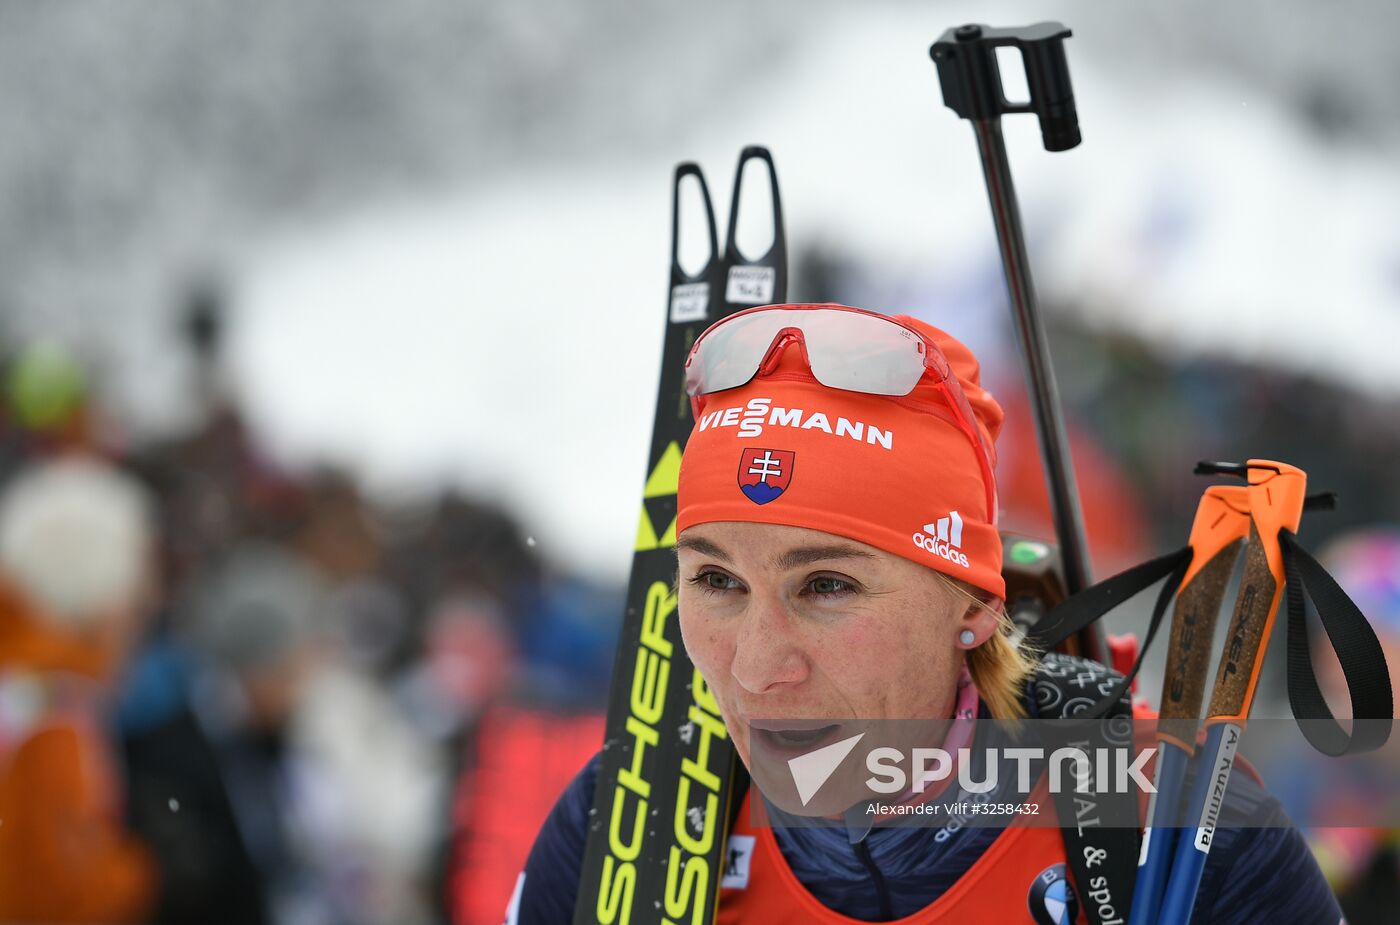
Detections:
[574, 147, 786, 925]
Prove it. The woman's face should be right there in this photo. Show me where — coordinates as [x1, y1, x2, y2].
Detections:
[676, 520, 997, 787]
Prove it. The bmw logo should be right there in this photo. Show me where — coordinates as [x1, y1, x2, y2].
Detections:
[1028, 863, 1079, 925]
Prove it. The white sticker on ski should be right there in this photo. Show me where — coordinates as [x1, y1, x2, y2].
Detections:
[725, 266, 775, 305]
[670, 283, 710, 323]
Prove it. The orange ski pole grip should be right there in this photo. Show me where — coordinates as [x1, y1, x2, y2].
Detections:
[1206, 459, 1308, 726]
[1156, 486, 1251, 752]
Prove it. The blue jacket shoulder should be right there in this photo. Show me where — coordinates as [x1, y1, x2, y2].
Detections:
[510, 751, 600, 924]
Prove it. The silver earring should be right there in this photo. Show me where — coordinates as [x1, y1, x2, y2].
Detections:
[958, 629, 976, 647]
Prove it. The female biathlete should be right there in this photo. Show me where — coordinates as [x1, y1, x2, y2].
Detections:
[511, 304, 1341, 924]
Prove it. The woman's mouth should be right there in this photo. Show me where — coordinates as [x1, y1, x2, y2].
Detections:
[751, 722, 844, 754]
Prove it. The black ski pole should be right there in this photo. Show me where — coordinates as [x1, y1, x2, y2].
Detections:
[932, 25, 1141, 925]
[930, 22, 1105, 664]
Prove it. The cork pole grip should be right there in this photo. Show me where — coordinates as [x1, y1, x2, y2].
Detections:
[1158, 537, 1246, 744]
[1206, 523, 1277, 720]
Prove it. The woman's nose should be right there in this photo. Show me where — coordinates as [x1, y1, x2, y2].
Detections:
[729, 594, 808, 695]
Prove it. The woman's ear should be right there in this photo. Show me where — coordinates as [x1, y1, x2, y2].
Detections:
[957, 591, 1001, 648]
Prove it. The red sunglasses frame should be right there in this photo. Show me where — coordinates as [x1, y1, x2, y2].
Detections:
[684, 304, 998, 523]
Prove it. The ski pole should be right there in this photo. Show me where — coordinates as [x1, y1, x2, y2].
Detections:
[1157, 459, 1308, 925]
[930, 22, 1105, 665]
[1129, 486, 1251, 925]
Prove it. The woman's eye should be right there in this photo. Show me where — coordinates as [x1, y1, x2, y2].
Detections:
[686, 570, 740, 594]
[808, 575, 856, 598]
[682, 570, 855, 599]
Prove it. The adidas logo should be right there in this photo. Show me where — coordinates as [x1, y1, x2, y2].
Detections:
[912, 511, 970, 568]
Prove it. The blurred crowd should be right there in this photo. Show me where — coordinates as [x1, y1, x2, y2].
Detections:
[0, 286, 617, 925]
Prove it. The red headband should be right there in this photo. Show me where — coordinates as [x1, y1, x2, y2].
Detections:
[677, 311, 1007, 599]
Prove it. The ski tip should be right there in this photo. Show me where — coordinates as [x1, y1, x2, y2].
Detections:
[673, 161, 705, 181]
[725, 145, 786, 265]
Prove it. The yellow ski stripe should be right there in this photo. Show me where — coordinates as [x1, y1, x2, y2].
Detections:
[635, 503, 660, 551]
[643, 441, 684, 499]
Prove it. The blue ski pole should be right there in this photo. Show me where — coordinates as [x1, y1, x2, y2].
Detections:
[1129, 485, 1249, 925]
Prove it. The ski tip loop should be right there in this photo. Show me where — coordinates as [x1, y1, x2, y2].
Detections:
[670, 162, 719, 282]
[724, 145, 786, 266]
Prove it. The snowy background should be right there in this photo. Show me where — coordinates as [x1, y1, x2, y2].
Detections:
[5, 0, 1399, 580]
